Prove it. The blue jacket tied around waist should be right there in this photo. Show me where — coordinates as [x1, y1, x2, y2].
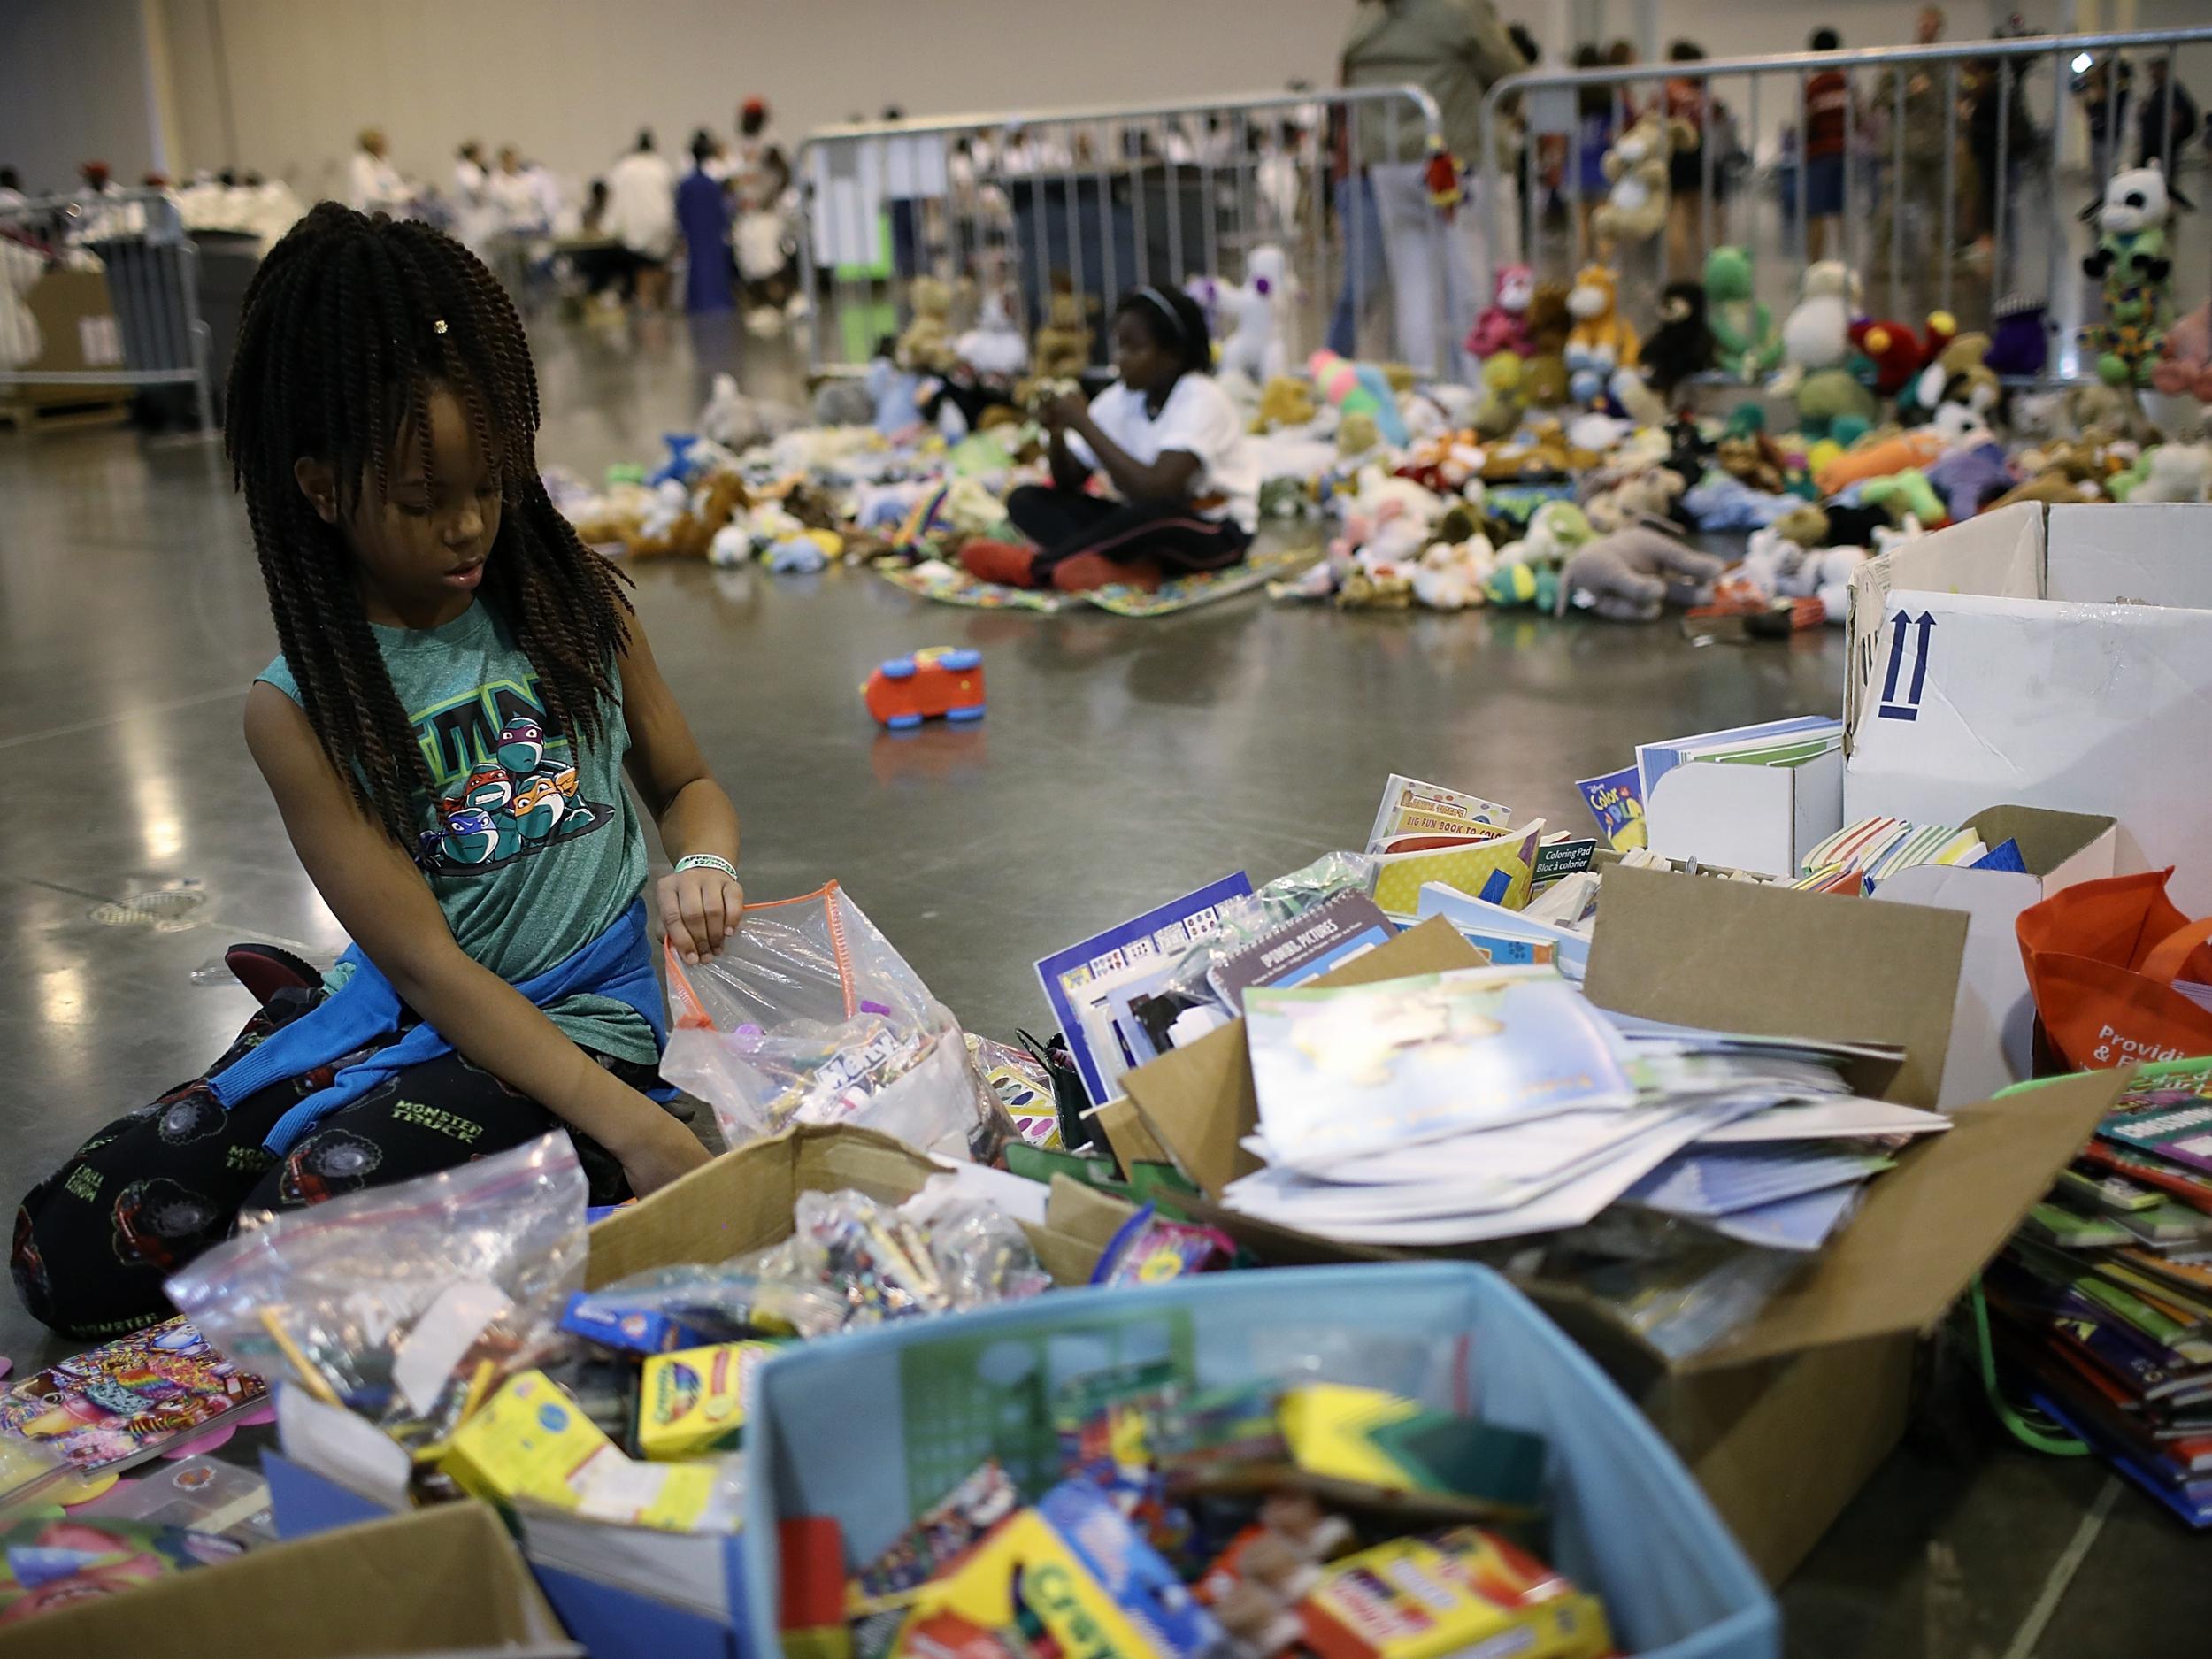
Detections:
[209, 899, 667, 1156]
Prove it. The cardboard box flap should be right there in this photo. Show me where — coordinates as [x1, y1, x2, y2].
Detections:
[1123, 918, 1484, 1197]
[0, 1501, 568, 1659]
[2046, 503, 2212, 608]
[1686, 1069, 2127, 1369]
[1581, 865, 1965, 1106]
[1093, 1096, 1170, 1172]
[1963, 805, 2116, 878]
[587, 1123, 945, 1287]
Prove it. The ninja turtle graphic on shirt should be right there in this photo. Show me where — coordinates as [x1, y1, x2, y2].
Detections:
[408, 679, 613, 876]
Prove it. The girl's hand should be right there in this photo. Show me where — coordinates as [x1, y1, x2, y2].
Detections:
[659, 866, 744, 964]
[1041, 392, 1087, 434]
[609, 1099, 713, 1196]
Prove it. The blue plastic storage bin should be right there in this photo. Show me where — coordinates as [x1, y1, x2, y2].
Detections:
[741, 1262, 1777, 1659]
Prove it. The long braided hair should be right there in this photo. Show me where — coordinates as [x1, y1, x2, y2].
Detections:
[226, 202, 631, 849]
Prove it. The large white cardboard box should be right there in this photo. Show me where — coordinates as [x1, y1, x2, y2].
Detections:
[1845, 502, 2212, 914]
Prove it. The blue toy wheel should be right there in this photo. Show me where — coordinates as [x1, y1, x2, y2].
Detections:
[946, 704, 986, 722]
[886, 712, 923, 730]
[879, 656, 918, 680]
[939, 648, 982, 672]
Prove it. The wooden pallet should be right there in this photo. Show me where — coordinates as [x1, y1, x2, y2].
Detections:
[0, 392, 133, 434]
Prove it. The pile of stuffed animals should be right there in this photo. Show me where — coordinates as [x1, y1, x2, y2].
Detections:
[546, 157, 2210, 618]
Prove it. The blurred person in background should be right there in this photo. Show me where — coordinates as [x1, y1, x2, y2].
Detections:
[1340, 0, 1523, 380]
[349, 127, 409, 216]
[2138, 56, 2200, 168]
[606, 129, 676, 309]
[1870, 9, 1950, 268]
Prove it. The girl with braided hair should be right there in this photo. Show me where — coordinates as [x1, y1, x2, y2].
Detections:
[12, 204, 742, 1338]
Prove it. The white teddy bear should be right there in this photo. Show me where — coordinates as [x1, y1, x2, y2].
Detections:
[1217, 244, 1292, 385]
[1411, 536, 1498, 611]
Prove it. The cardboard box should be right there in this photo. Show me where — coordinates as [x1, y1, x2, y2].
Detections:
[0, 1501, 573, 1659]
[1119, 873, 2125, 1582]
[1844, 500, 2212, 912]
[1870, 804, 2117, 1105]
[1645, 746, 1844, 880]
[585, 1121, 1118, 1292]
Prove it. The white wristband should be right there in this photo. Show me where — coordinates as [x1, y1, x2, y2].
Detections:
[674, 853, 740, 882]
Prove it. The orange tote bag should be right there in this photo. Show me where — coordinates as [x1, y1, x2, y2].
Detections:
[2016, 870, 2212, 1071]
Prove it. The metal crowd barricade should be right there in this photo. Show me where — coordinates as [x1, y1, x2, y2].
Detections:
[1478, 26, 2212, 383]
[795, 87, 1452, 382]
[0, 188, 217, 432]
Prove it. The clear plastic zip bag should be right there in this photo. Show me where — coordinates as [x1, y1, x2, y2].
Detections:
[659, 881, 1010, 1160]
[164, 1133, 587, 1451]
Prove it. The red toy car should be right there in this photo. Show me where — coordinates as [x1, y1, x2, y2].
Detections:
[864, 648, 986, 729]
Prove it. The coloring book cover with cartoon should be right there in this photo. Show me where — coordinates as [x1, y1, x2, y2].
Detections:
[1245, 967, 1637, 1171]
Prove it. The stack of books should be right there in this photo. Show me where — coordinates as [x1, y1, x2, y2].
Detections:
[1986, 1058, 2212, 1526]
[1633, 715, 1843, 798]
[1793, 815, 1998, 895]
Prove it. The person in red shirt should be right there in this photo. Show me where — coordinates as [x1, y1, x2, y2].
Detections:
[1801, 27, 1853, 261]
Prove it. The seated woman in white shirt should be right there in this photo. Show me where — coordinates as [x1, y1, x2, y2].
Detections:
[962, 288, 1259, 594]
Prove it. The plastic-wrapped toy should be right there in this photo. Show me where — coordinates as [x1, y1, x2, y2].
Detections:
[864, 647, 986, 729]
[1465, 264, 1535, 361]
[1307, 349, 1408, 446]
[1563, 265, 1639, 408]
[1703, 246, 1780, 381]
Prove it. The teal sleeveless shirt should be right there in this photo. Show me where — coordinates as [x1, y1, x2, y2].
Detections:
[258, 601, 656, 1064]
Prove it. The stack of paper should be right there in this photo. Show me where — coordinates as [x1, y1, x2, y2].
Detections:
[1220, 966, 1932, 1248]
[1622, 1144, 1894, 1251]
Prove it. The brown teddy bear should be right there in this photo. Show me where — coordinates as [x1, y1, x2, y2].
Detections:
[896, 276, 959, 375]
[1032, 276, 1092, 380]
[1593, 112, 1690, 248]
[1522, 280, 1571, 406]
[1256, 374, 1317, 431]
[1716, 434, 1786, 494]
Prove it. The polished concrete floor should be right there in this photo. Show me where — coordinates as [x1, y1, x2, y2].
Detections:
[1, 311, 2203, 1654]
